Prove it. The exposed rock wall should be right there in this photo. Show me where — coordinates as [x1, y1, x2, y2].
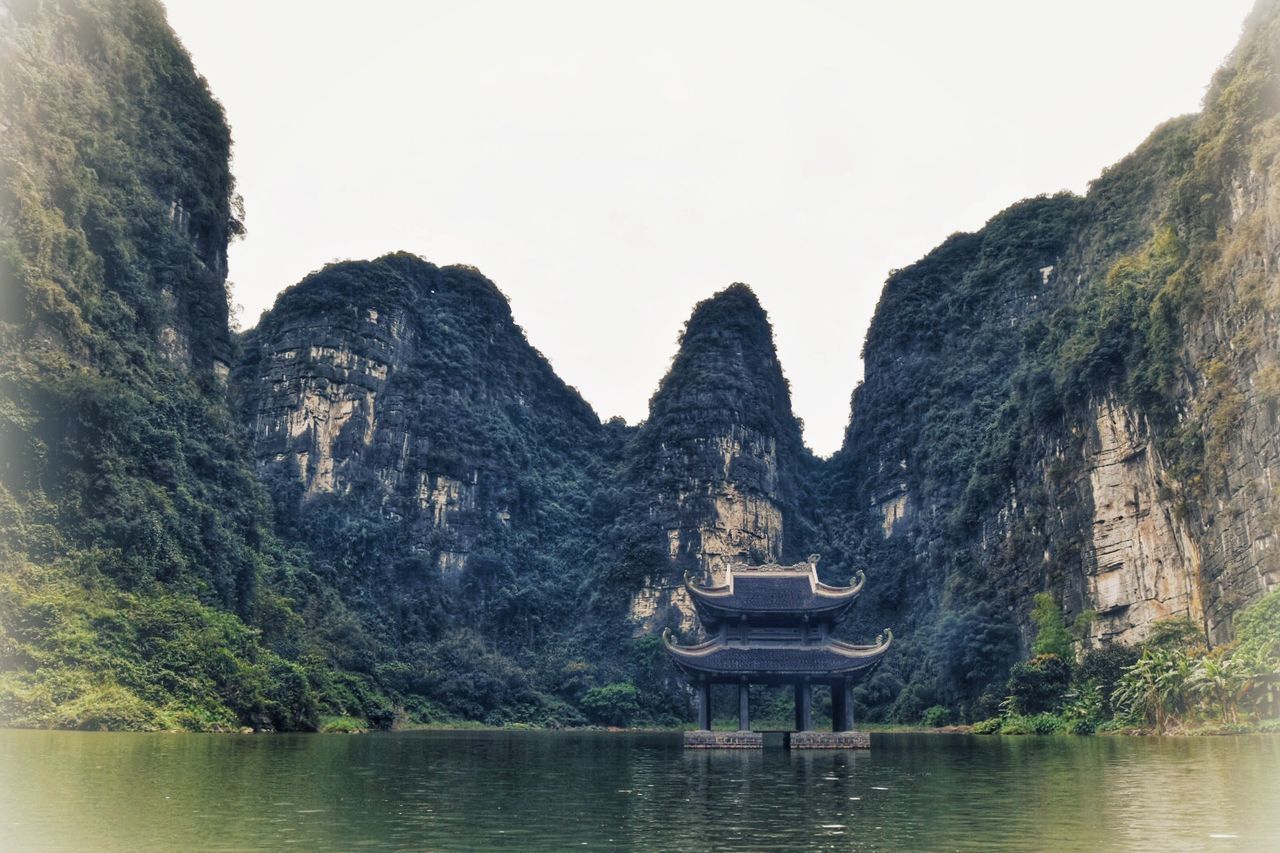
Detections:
[1179, 166, 1280, 639]
[656, 428, 785, 582]
[252, 309, 407, 498]
[242, 300, 494, 571]
[624, 285, 816, 631]
[235, 254, 607, 589]
[1081, 399, 1203, 644]
[828, 2, 1280, 717]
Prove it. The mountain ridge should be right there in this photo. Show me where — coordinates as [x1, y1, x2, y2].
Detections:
[3, 0, 1279, 731]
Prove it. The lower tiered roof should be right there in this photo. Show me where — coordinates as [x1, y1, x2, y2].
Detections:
[662, 629, 892, 682]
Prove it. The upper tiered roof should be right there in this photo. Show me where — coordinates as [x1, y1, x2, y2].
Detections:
[683, 558, 864, 626]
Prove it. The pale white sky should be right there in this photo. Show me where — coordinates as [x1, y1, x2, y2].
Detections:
[162, 0, 1254, 456]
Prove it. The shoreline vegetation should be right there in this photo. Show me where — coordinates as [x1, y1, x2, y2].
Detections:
[958, 589, 1280, 739]
[102, 719, 1279, 737]
[257, 585, 1280, 738]
[3, 587, 1276, 737]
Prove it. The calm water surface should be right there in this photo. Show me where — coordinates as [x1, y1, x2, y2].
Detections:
[2, 730, 1278, 851]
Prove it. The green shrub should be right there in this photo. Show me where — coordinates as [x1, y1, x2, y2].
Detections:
[998, 715, 1032, 735]
[971, 717, 1002, 735]
[318, 716, 366, 733]
[1001, 713, 1063, 735]
[921, 705, 952, 727]
[1006, 654, 1072, 714]
[1063, 717, 1095, 735]
[888, 681, 937, 724]
[1234, 588, 1280, 662]
[1062, 680, 1104, 733]
[1078, 645, 1141, 714]
[580, 682, 641, 727]
[1031, 594, 1074, 660]
[535, 700, 588, 729]
[1095, 718, 1132, 733]
[1113, 645, 1196, 732]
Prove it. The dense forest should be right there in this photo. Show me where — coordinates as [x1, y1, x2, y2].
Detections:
[1, 0, 1279, 734]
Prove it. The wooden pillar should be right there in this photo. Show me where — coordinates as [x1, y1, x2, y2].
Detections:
[697, 679, 711, 731]
[794, 680, 812, 732]
[830, 680, 854, 731]
[738, 681, 750, 732]
[842, 680, 855, 732]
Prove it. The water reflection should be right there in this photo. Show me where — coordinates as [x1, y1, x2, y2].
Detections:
[1, 730, 1277, 850]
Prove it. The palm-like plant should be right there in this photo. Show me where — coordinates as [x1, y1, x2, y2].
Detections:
[1113, 650, 1163, 730]
[1233, 644, 1280, 720]
[1113, 647, 1192, 732]
[1157, 650, 1195, 721]
[1187, 655, 1244, 724]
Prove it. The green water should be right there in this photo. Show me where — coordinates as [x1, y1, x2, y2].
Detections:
[1, 730, 1278, 851]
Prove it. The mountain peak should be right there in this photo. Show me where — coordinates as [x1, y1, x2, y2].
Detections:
[648, 283, 796, 440]
[260, 253, 513, 327]
[679, 283, 771, 348]
[623, 282, 816, 628]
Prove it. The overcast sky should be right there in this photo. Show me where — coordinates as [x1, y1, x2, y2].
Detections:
[162, 0, 1254, 456]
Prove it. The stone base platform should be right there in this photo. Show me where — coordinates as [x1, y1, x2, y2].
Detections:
[682, 730, 870, 749]
[785, 731, 870, 749]
[683, 730, 763, 749]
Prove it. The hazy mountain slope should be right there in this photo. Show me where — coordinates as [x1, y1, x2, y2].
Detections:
[233, 254, 625, 724]
[825, 0, 1280, 721]
[0, 0, 333, 730]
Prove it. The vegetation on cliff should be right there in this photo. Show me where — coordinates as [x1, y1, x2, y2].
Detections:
[970, 588, 1280, 735]
[596, 283, 819, 600]
[0, 0, 372, 730]
[235, 252, 667, 727]
[3, 0, 1278, 733]
[825, 0, 1280, 724]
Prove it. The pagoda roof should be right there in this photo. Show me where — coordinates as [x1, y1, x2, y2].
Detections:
[662, 629, 892, 681]
[684, 561, 865, 623]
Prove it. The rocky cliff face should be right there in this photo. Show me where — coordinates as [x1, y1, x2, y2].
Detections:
[238, 272, 821, 646]
[9, 0, 1279, 732]
[1, 0, 253, 601]
[229, 6, 1280, 710]
[234, 254, 611, 647]
[0, 0, 333, 731]
[1179, 127, 1280, 641]
[623, 285, 818, 630]
[1077, 398, 1204, 644]
[827, 0, 1280, 718]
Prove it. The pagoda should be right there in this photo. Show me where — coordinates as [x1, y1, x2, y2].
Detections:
[664, 555, 891, 749]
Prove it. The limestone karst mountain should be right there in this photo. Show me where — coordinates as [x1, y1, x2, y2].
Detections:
[621, 284, 820, 631]
[0, 0, 324, 731]
[233, 254, 619, 716]
[3, 0, 1279, 730]
[824, 0, 1280, 718]
[235, 254, 606, 580]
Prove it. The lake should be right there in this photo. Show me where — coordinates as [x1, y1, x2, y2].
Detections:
[2, 730, 1278, 851]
